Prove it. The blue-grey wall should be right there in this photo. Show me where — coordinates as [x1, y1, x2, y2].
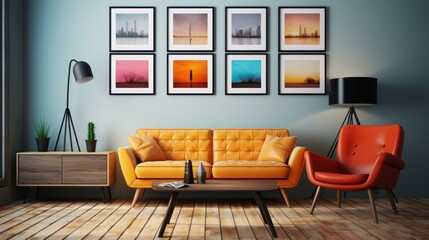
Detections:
[14, 0, 429, 200]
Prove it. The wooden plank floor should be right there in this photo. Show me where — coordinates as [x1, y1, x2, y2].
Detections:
[0, 197, 428, 239]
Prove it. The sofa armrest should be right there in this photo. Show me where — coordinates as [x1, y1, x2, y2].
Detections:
[118, 146, 139, 187]
[286, 146, 307, 187]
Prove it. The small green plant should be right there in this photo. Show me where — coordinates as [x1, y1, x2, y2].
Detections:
[87, 122, 96, 140]
[33, 118, 51, 139]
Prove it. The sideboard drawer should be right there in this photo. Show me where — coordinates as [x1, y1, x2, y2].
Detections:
[17, 155, 61, 185]
[62, 155, 107, 184]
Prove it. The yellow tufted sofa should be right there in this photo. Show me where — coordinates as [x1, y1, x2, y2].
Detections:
[118, 128, 306, 207]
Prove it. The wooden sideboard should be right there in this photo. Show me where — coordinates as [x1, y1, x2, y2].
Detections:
[16, 151, 116, 203]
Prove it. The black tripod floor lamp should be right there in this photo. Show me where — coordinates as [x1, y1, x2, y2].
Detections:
[327, 77, 378, 158]
[54, 59, 94, 152]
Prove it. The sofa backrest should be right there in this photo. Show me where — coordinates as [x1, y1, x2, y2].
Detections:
[213, 128, 290, 162]
[135, 128, 213, 163]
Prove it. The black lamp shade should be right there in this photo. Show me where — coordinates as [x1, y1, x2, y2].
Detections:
[73, 61, 93, 83]
[329, 77, 377, 106]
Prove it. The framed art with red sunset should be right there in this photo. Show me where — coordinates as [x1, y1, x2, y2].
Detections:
[167, 54, 214, 95]
[278, 54, 325, 95]
[110, 53, 155, 95]
[279, 7, 326, 51]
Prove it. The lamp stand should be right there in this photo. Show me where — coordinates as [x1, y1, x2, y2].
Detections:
[327, 106, 360, 158]
[54, 59, 81, 152]
[54, 108, 81, 151]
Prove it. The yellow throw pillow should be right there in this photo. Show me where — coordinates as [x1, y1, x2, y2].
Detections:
[128, 136, 166, 162]
[258, 135, 297, 163]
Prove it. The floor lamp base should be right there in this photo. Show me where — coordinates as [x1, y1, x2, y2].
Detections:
[54, 108, 81, 152]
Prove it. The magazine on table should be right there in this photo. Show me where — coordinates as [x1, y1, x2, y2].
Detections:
[158, 181, 188, 189]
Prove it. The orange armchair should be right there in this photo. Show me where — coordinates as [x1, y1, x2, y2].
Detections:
[305, 124, 405, 223]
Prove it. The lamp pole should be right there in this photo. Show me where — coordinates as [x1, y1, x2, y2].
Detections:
[54, 59, 80, 151]
[54, 59, 93, 151]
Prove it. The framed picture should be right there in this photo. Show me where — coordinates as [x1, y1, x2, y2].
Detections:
[279, 7, 326, 51]
[167, 54, 215, 95]
[110, 7, 155, 51]
[225, 7, 268, 51]
[167, 7, 215, 51]
[278, 54, 326, 95]
[225, 54, 268, 95]
[110, 53, 155, 95]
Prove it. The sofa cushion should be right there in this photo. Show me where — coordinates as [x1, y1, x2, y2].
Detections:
[212, 160, 289, 178]
[258, 135, 297, 163]
[213, 129, 290, 162]
[135, 129, 213, 163]
[135, 160, 212, 179]
[128, 136, 166, 162]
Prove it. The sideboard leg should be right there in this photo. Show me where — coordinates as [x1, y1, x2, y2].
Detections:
[100, 187, 107, 203]
[22, 187, 29, 204]
[107, 187, 112, 200]
[36, 187, 40, 199]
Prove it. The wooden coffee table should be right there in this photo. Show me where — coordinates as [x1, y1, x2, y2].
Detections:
[152, 180, 278, 238]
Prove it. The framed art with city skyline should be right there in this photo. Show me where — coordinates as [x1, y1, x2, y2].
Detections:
[279, 7, 326, 51]
[225, 7, 268, 51]
[225, 54, 268, 95]
[167, 7, 215, 52]
[110, 7, 155, 51]
[167, 54, 214, 95]
[278, 54, 325, 95]
[110, 54, 155, 95]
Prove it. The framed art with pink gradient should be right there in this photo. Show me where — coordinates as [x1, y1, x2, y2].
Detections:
[110, 53, 155, 95]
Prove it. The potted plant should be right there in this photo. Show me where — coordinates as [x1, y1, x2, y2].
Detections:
[33, 118, 50, 152]
[86, 122, 97, 152]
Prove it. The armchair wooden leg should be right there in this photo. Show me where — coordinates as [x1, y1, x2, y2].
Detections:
[367, 188, 378, 223]
[131, 188, 145, 207]
[279, 188, 291, 208]
[385, 189, 399, 215]
[337, 190, 342, 208]
[310, 186, 322, 214]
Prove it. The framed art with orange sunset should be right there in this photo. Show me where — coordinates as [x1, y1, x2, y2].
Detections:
[279, 7, 326, 51]
[110, 53, 155, 95]
[167, 7, 215, 52]
[167, 54, 215, 95]
[278, 54, 325, 95]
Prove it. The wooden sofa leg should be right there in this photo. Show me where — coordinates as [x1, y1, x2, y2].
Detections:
[279, 188, 291, 208]
[131, 188, 145, 207]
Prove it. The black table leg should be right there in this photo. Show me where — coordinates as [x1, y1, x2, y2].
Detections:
[253, 191, 278, 238]
[158, 192, 179, 237]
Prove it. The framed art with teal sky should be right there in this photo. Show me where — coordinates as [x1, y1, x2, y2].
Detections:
[226, 54, 268, 95]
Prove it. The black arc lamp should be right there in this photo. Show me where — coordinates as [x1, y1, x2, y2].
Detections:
[327, 77, 377, 158]
[54, 59, 94, 151]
